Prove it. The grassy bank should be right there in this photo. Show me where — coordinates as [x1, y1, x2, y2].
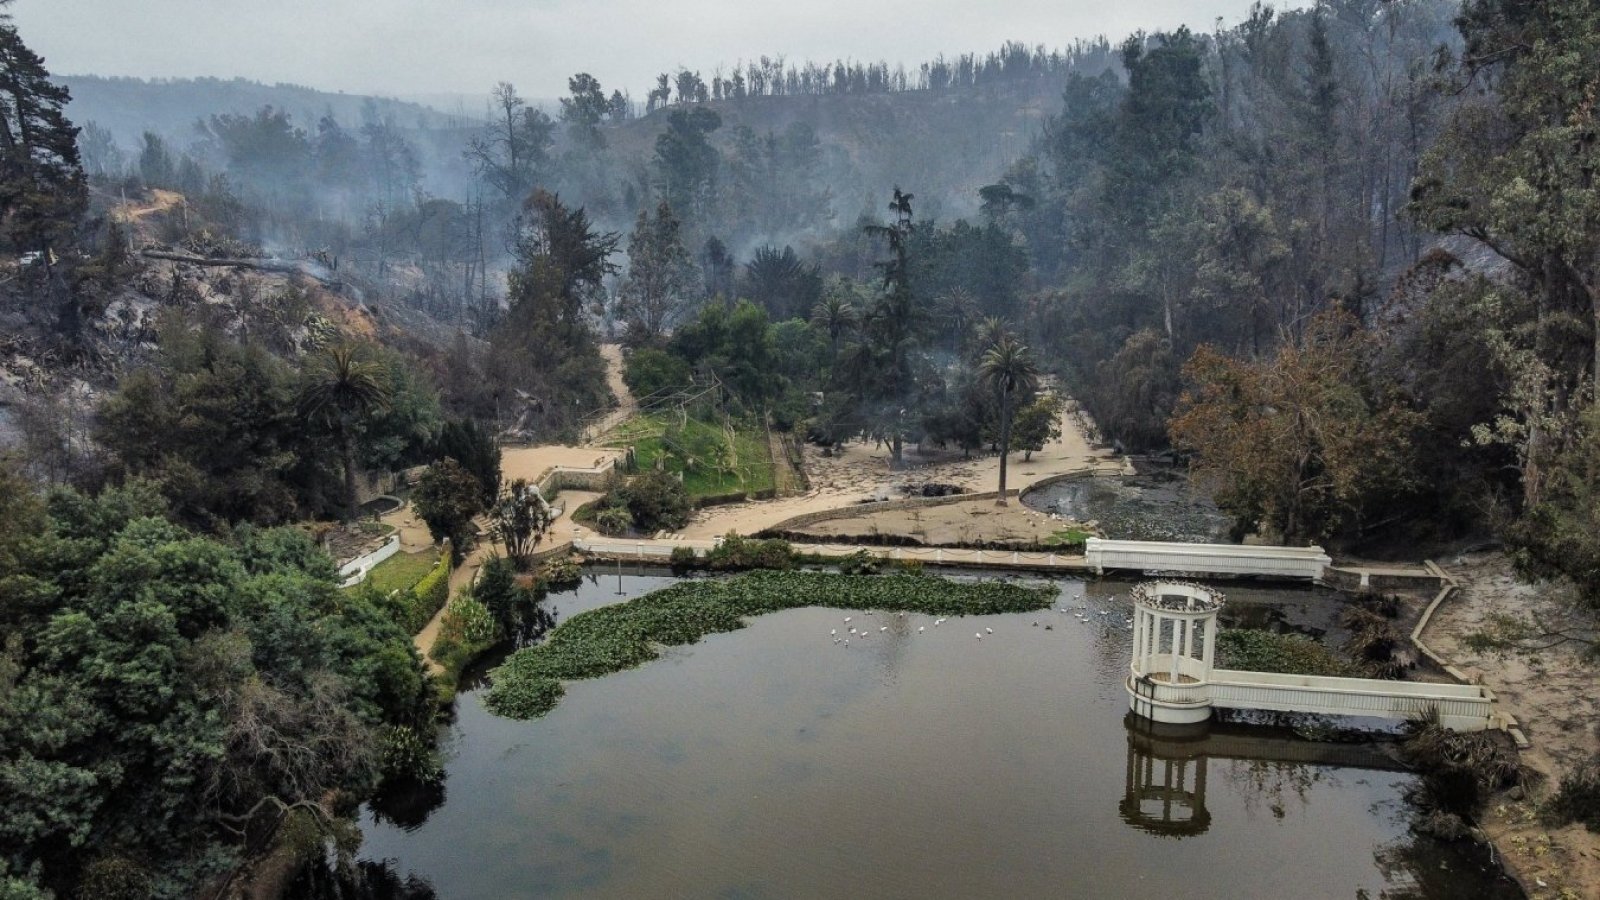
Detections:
[605, 412, 775, 498]
[484, 571, 1056, 719]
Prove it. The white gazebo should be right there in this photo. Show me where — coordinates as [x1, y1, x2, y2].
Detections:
[1126, 581, 1225, 725]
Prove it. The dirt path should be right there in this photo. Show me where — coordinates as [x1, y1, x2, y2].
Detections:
[587, 343, 635, 442]
[1426, 553, 1600, 899]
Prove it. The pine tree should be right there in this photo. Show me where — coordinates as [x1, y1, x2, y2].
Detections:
[617, 200, 698, 342]
[0, 14, 85, 256]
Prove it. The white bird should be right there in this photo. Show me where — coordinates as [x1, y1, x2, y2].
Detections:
[984, 627, 993, 634]
[975, 632, 983, 640]
[844, 617, 852, 623]
[831, 629, 837, 636]
[918, 626, 925, 633]
[880, 626, 888, 632]
[844, 640, 849, 646]
[849, 627, 856, 634]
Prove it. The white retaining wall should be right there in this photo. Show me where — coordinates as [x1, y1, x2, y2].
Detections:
[1086, 538, 1330, 580]
[338, 534, 401, 588]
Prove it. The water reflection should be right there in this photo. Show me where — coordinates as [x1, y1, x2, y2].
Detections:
[1118, 716, 1408, 838]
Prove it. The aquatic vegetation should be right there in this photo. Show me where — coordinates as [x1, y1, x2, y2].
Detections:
[1215, 628, 1357, 677]
[484, 571, 1055, 719]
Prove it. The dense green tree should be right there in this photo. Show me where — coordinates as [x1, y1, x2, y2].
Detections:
[434, 419, 501, 507]
[411, 457, 484, 559]
[860, 188, 924, 467]
[620, 469, 691, 532]
[0, 474, 429, 898]
[623, 347, 693, 398]
[491, 190, 618, 435]
[95, 334, 305, 529]
[137, 131, 175, 188]
[1010, 393, 1064, 461]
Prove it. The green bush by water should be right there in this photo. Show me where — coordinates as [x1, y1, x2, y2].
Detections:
[484, 571, 1056, 719]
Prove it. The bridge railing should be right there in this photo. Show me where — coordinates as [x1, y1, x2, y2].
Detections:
[1209, 669, 1494, 731]
[1086, 538, 1330, 580]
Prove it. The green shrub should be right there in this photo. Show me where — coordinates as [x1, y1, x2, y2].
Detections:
[705, 533, 796, 570]
[405, 552, 451, 632]
[594, 503, 635, 535]
[669, 545, 699, 567]
[538, 556, 583, 586]
[377, 724, 443, 785]
[623, 347, 693, 398]
[621, 470, 691, 532]
[837, 549, 883, 575]
[1549, 754, 1600, 832]
[445, 593, 497, 645]
[485, 571, 1055, 719]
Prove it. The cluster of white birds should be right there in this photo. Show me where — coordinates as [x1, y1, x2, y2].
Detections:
[828, 601, 1136, 646]
[1053, 604, 1135, 630]
[830, 611, 1001, 644]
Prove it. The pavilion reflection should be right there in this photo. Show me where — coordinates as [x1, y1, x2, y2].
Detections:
[1119, 714, 1408, 838]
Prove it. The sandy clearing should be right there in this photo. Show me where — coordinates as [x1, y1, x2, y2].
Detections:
[1427, 553, 1600, 899]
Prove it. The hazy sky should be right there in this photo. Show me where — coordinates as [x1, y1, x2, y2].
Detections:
[17, 0, 1304, 101]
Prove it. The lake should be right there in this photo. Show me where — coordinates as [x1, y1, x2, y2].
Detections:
[352, 571, 1519, 899]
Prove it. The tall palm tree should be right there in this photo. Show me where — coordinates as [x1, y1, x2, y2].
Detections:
[979, 336, 1039, 506]
[811, 294, 856, 362]
[300, 343, 393, 519]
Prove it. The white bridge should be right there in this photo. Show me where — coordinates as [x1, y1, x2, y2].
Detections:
[1087, 538, 1331, 580]
[1126, 581, 1496, 732]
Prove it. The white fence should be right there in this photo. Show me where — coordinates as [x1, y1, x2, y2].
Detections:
[1086, 538, 1330, 581]
[338, 534, 401, 588]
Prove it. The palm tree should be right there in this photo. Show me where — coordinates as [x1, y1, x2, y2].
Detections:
[972, 316, 1010, 360]
[938, 288, 980, 352]
[979, 336, 1039, 506]
[811, 294, 856, 362]
[300, 343, 393, 519]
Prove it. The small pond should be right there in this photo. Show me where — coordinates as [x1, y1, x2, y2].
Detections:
[1023, 474, 1233, 543]
[341, 572, 1518, 899]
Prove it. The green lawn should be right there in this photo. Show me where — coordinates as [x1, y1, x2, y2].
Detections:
[360, 549, 439, 596]
[606, 412, 775, 498]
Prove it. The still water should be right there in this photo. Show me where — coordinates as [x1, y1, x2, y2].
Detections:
[355, 573, 1518, 899]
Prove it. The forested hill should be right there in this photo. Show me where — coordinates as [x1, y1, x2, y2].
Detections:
[60, 75, 477, 147]
[599, 72, 1095, 228]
